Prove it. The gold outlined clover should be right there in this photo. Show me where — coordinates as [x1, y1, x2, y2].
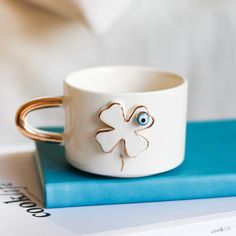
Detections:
[95, 102, 154, 171]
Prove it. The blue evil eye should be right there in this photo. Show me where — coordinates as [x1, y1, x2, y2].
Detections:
[136, 112, 150, 126]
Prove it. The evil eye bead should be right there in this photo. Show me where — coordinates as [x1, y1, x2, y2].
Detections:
[136, 112, 150, 126]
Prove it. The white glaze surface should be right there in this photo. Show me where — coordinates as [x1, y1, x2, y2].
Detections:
[63, 66, 188, 177]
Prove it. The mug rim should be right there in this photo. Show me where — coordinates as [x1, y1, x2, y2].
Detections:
[64, 65, 188, 95]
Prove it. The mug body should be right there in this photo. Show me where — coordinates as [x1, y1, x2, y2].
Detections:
[63, 66, 188, 177]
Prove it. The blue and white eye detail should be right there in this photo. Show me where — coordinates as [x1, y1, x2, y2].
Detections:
[136, 112, 150, 126]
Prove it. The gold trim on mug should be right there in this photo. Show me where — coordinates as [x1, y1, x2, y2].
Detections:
[15, 96, 64, 143]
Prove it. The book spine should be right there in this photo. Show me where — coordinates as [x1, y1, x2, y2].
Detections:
[45, 175, 236, 208]
[99, 212, 236, 236]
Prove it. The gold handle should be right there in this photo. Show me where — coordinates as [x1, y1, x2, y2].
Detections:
[15, 96, 64, 143]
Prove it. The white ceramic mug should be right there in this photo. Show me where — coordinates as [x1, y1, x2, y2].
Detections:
[16, 66, 188, 178]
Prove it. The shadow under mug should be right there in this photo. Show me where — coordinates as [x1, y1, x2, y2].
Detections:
[16, 66, 188, 178]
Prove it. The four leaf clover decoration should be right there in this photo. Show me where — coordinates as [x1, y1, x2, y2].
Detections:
[95, 102, 154, 171]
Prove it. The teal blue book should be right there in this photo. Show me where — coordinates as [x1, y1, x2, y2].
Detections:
[35, 120, 236, 208]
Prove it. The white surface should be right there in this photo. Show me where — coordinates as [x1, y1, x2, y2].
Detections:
[1, 0, 236, 148]
[61, 67, 187, 177]
[78, 0, 134, 33]
[1, 147, 236, 235]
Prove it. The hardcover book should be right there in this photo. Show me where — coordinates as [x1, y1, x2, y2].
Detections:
[2, 145, 236, 235]
[35, 120, 236, 208]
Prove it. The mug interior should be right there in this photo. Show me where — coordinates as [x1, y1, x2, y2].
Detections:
[65, 66, 185, 93]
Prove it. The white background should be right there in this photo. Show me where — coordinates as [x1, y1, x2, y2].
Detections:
[1, 0, 236, 147]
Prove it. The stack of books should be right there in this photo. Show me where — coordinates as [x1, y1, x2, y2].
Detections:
[1, 120, 236, 235]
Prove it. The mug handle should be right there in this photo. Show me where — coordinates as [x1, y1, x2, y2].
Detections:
[15, 96, 64, 143]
